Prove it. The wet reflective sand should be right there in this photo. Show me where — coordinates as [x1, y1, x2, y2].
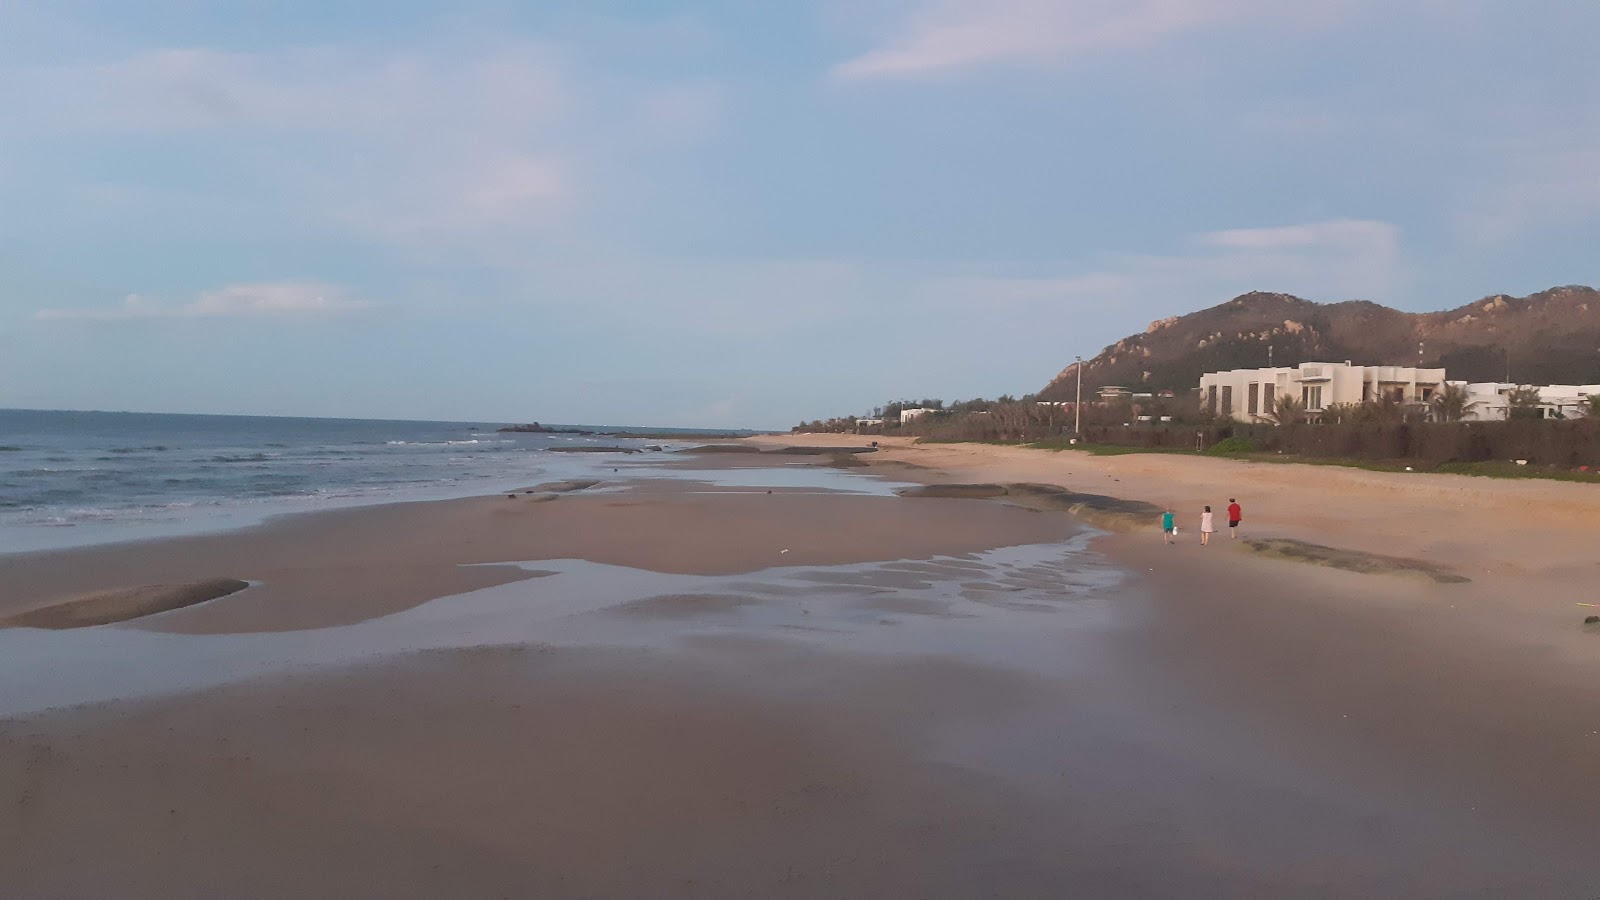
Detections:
[3, 456, 1598, 897]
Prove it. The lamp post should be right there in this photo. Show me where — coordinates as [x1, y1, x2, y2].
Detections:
[1074, 356, 1083, 435]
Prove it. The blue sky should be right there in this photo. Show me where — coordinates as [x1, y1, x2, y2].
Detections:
[1, 1, 1596, 428]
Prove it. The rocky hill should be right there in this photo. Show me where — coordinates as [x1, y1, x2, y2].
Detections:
[1037, 285, 1600, 399]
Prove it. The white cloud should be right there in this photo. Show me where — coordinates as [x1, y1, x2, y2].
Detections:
[332, 151, 568, 248]
[925, 218, 1406, 315]
[510, 253, 871, 338]
[36, 282, 375, 322]
[4, 44, 572, 247]
[928, 271, 1137, 305]
[7, 45, 567, 135]
[1458, 126, 1600, 243]
[636, 81, 725, 144]
[501, 218, 1405, 348]
[833, 0, 1370, 80]
[1198, 219, 1398, 253]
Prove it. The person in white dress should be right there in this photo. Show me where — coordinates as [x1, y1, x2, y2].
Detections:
[1200, 505, 1215, 545]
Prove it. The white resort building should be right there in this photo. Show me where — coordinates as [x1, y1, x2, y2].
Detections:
[1199, 362, 1447, 423]
[1199, 363, 1600, 423]
[1453, 383, 1600, 421]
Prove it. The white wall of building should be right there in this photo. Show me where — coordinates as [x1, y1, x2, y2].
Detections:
[1455, 382, 1511, 421]
[1454, 382, 1600, 420]
[1199, 363, 1447, 423]
[1540, 385, 1600, 418]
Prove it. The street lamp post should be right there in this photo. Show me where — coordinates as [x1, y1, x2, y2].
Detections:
[1074, 355, 1083, 435]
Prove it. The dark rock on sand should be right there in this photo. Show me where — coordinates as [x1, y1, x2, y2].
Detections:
[679, 444, 763, 454]
[898, 484, 1010, 500]
[680, 443, 878, 456]
[769, 446, 877, 456]
[1585, 615, 1599, 625]
[525, 479, 601, 494]
[1002, 484, 1164, 531]
[0, 578, 251, 629]
[1242, 538, 1470, 584]
[897, 483, 1161, 532]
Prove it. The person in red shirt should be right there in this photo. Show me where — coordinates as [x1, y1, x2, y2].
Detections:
[1227, 498, 1243, 539]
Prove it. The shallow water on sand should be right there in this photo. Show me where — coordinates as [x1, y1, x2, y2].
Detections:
[0, 533, 1120, 718]
[5, 477, 1596, 894]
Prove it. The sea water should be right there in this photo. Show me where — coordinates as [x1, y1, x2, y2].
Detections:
[0, 409, 746, 554]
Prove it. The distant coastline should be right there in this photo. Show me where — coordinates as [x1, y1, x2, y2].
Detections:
[496, 423, 596, 435]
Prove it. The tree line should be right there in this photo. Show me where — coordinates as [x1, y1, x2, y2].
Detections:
[793, 384, 1600, 443]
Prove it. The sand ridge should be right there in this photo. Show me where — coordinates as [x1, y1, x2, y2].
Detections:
[0, 578, 251, 629]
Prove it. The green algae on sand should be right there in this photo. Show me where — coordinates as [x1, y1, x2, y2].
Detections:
[1242, 538, 1470, 584]
[897, 483, 1161, 532]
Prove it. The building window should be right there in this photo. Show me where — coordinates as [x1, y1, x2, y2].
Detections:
[1302, 385, 1323, 409]
[1262, 383, 1274, 412]
[1247, 383, 1260, 415]
[1220, 386, 1233, 417]
[1207, 385, 1217, 414]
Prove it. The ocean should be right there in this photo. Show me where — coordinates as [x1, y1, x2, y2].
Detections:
[0, 409, 738, 554]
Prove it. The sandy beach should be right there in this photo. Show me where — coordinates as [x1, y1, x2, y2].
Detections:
[3, 442, 1599, 896]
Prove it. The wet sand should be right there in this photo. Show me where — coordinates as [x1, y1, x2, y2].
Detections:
[3, 447, 1599, 896]
[769, 433, 1600, 651]
[0, 476, 1073, 633]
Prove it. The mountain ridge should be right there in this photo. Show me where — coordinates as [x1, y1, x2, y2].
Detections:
[1038, 285, 1600, 399]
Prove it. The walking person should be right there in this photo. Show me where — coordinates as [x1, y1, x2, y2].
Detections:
[1227, 498, 1242, 539]
[1200, 505, 1215, 546]
[1161, 507, 1176, 544]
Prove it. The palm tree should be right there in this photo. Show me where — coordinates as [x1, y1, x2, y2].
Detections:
[1364, 395, 1408, 423]
[1266, 394, 1306, 427]
[1506, 386, 1544, 420]
[1429, 383, 1472, 422]
[1323, 402, 1361, 424]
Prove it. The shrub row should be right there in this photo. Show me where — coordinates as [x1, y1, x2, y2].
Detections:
[1077, 419, 1600, 468]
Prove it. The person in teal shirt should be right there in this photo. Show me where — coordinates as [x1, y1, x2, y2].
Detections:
[1161, 508, 1176, 544]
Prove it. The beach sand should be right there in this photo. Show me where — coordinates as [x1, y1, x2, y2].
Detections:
[0, 476, 1074, 633]
[3, 442, 1599, 896]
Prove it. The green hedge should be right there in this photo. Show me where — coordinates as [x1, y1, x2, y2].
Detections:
[1205, 436, 1256, 455]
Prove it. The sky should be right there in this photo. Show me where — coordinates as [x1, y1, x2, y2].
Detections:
[1, 1, 1597, 428]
